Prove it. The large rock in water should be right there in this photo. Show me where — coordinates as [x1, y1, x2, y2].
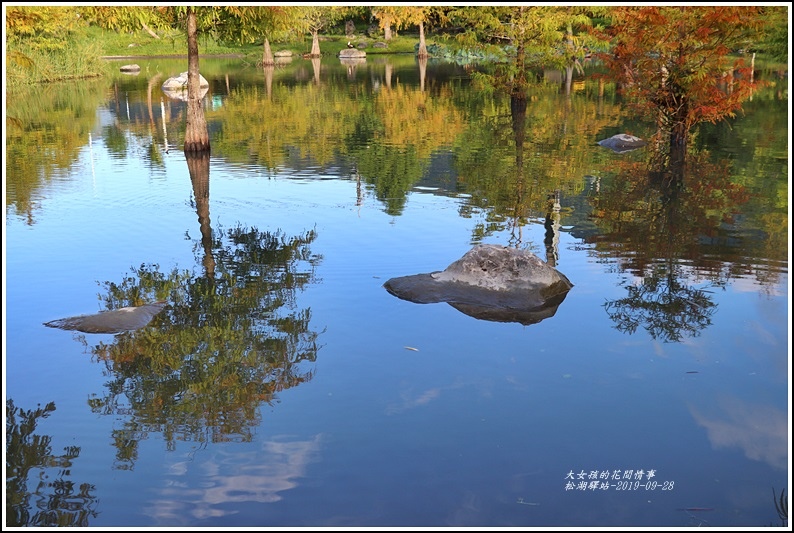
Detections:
[338, 48, 366, 58]
[384, 245, 573, 325]
[597, 133, 647, 153]
[161, 71, 209, 101]
[43, 301, 167, 334]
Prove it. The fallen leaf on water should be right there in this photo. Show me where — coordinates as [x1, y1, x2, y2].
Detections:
[516, 498, 540, 506]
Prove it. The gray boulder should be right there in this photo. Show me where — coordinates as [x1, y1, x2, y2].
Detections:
[384, 244, 573, 325]
[119, 64, 141, 73]
[44, 301, 167, 334]
[597, 133, 647, 153]
[162, 71, 209, 101]
[162, 71, 209, 90]
[338, 48, 366, 58]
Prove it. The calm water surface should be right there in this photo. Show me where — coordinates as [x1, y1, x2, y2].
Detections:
[4, 55, 790, 528]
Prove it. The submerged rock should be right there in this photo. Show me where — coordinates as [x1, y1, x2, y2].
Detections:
[597, 133, 647, 153]
[384, 245, 573, 325]
[119, 64, 141, 74]
[44, 301, 167, 334]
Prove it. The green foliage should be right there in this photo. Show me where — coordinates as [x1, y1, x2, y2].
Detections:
[4, 5, 107, 85]
[211, 6, 306, 46]
[445, 6, 583, 95]
[5, 6, 82, 50]
[753, 5, 789, 62]
[78, 6, 174, 34]
[372, 6, 428, 32]
[5, 35, 111, 86]
[300, 5, 347, 33]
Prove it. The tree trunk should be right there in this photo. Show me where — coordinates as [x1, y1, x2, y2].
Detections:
[384, 24, 392, 41]
[669, 94, 688, 151]
[262, 38, 274, 66]
[513, 44, 528, 94]
[750, 52, 755, 83]
[565, 64, 574, 96]
[310, 30, 321, 57]
[184, 7, 210, 153]
[141, 21, 160, 39]
[417, 21, 428, 58]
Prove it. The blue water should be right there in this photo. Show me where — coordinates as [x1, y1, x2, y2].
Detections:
[4, 57, 789, 528]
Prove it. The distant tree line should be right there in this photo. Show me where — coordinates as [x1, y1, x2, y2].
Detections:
[6, 5, 786, 153]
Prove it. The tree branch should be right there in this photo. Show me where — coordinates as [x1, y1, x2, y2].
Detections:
[141, 21, 160, 39]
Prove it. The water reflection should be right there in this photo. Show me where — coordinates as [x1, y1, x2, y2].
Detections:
[186, 152, 215, 277]
[590, 147, 781, 342]
[4, 57, 787, 527]
[6, 400, 99, 527]
[68, 154, 325, 468]
[689, 396, 788, 471]
[145, 435, 323, 524]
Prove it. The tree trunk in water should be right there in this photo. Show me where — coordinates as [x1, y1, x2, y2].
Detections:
[544, 190, 561, 267]
[184, 7, 209, 153]
[417, 21, 428, 58]
[509, 91, 528, 247]
[385, 62, 392, 89]
[264, 65, 274, 99]
[750, 52, 755, 83]
[311, 57, 321, 85]
[510, 92, 527, 173]
[418, 56, 427, 92]
[310, 30, 321, 57]
[186, 152, 215, 279]
[262, 38, 274, 66]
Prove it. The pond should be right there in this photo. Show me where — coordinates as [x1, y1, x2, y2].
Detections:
[4, 54, 789, 528]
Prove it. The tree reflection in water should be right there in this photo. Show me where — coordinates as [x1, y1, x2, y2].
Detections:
[78, 153, 323, 468]
[6, 399, 99, 527]
[594, 147, 754, 342]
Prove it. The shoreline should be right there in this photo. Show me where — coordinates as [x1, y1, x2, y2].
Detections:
[101, 53, 246, 60]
